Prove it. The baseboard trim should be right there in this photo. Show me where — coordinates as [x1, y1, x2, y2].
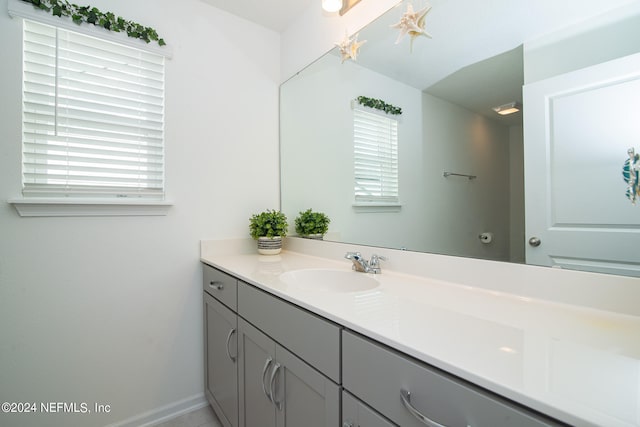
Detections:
[106, 393, 209, 427]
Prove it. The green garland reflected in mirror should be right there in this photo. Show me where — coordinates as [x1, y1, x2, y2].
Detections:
[356, 96, 402, 115]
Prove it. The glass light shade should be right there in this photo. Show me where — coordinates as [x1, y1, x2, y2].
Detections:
[492, 101, 522, 115]
[496, 106, 519, 115]
[322, 0, 343, 13]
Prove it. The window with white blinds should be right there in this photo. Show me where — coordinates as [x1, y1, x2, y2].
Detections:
[353, 108, 399, 204]
[22, 19, 165, 199]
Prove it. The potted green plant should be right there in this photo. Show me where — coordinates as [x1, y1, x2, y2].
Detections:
[294, 209, 330, 240]
[249, 209, 288, 254]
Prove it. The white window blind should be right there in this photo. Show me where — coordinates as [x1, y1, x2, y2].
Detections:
[353, 108, 399, 203]
[22, 19, 165, 199]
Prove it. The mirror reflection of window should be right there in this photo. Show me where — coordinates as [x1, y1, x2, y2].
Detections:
[353, 108, 399, 205]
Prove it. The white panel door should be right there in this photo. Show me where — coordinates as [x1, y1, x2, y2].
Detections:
[523, 52, 640, 276]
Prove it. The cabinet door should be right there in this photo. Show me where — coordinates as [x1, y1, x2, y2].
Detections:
[274, 344, 340, 427]
[204, 293, 238, 427]
[342, 391, 396, 427]
[238, 318, 277, 427]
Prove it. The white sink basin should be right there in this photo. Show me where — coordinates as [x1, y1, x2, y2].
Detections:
[279, 268, 379, 293]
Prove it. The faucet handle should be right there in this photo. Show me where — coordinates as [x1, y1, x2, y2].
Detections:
[368, 254, 387, 273]
[344, 251, 362, 260]
[369, 254, 387, 267]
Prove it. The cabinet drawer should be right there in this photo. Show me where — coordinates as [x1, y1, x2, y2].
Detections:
[238, 281, 341, 383]
[203, 264, 238, 311]
[343, 331, 561, 427]
[343, 391, 396, 427]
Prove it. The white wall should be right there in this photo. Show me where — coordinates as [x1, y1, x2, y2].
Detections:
[0, 1, 280, 426]
[421, 94, 511, 261]
[523, 2, 640, 84]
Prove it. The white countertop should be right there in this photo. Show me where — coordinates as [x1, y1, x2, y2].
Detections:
[201, 242, 640, 427]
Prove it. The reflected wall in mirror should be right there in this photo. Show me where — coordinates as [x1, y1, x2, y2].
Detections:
[280, 0, 640, 276]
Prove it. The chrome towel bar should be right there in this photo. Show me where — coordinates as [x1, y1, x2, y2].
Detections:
[443, 171, 476, 180]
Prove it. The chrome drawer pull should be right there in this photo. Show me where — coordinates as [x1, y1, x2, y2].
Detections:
[225, 329, 236, 362]
[400, 389, 447, 427]
[270, 363, 282, 411]
[261, 357, 273, 402]
[209, 281, 224, 290]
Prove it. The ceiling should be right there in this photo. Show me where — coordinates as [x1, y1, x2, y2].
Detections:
[425, 46, 524, 126]
[199, 0, 315, 32]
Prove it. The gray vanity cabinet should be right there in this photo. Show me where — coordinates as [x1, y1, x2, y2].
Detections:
[238, 318, 340, 427]
[204, 263, 341, 427]
[204, 261, 562, 427]
[203, 291, 238, 427]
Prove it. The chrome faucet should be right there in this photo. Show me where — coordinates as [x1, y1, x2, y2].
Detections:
[344, 252, 387, 274]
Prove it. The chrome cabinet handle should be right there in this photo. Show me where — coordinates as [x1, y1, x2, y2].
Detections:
[209, 281, 224, 290]
[400, 389, 447, 427]
[261, 357, 273, 402]
[269, 363, 282, 411]
[225, 329, 236, 362]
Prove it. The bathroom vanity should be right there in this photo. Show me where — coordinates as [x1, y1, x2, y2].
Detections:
[200, 239, 639, 427]
[203, 261, 556, 427]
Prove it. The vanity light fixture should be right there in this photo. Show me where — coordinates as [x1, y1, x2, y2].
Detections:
[322, 0, 343, 13]
[339, 0, 361, 15]
[323, 0, 361, 15]
[492, 101, 522, 115]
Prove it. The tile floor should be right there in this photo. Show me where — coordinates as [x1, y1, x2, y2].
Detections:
[154, 405, 221, 427]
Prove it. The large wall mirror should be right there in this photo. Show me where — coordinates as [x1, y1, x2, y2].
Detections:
[281, 0, 640, 277]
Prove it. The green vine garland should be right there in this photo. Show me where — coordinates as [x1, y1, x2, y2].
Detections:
[357, 96, 402, 115]
[22, 0, 166, 46]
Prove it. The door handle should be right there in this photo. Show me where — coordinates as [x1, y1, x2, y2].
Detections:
[269, 363, 282, 411]
[528, 237, 541, 247]
[261, 357, 273, 402]
[225, 328, 236, 362]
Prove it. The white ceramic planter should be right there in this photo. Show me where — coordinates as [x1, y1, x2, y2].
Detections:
[257, 236, 283, 255]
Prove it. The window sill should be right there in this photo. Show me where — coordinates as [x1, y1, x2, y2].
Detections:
[8, 198, 173, 217]
[352, 202, 402, 213]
